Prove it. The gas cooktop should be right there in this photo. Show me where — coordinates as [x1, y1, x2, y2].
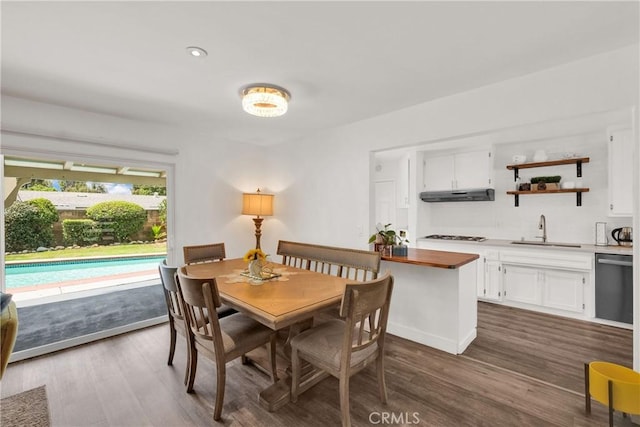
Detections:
[424, 234, 486, 242]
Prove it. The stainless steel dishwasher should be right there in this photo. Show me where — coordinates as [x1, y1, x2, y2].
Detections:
[595, 253, 633, 324]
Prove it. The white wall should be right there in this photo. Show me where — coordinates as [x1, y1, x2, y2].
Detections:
[0, 96, 268, 264]
[265, 45, 638, 249]
[417, 131, 631, 244]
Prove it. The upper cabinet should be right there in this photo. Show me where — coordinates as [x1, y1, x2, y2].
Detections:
[608, 128, 633, 217]
[423, 149, 493, 191]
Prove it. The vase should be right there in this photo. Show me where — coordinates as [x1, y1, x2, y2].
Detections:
[248, 259, 264, 278]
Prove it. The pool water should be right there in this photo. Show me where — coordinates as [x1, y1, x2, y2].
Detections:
[5, 256, 166, 289]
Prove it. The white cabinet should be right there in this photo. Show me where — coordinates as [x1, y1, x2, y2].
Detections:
[608, 128, 633, 217]
[503, 265, 541, 305]
[397, 154, 410, 208]
[423, 149, 493, 191]
[423, 154, 455, 191]
[483, 259, 503, 301]
[503, 264, 586, 314]
[542, 269, 585, 313]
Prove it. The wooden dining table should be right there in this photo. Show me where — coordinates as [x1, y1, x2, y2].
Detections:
[184, 257, 351, 410]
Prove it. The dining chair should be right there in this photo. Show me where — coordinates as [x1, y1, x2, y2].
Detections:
[158, 260, 191, 385]
[176, 267, 278, 421]
[290, 272, 394, 427]
[277, 240, 381, 281]
[183, 243, 226, 265]
[182, 243, 237, 319]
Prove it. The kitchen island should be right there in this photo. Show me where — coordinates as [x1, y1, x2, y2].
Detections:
[382, 248, 479, 354]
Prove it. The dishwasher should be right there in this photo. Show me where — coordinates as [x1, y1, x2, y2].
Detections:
[595, 253, 633, 324]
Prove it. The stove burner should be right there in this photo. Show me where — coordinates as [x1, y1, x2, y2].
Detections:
[425, 234, 486, 242]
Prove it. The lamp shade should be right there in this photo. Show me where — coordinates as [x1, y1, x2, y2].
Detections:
[242, 191, 274, 216]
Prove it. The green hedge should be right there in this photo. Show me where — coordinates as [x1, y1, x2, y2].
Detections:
[62, 219, 100, 246]
[86, 201, 146, 242]
[5, 200, 58, 251]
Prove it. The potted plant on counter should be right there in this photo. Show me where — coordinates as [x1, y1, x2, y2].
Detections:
[368, 224, 409, 256]
[392, 230, 409, 256]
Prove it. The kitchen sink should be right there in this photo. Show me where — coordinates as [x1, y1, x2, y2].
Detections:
[511, 240, 581, 248]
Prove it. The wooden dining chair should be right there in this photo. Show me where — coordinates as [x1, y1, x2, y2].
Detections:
[277, 240, 381, 281]
[158, 260, 191, 384]
[176, 267, 278, 421]
[290, 272, 394, 427]
[182, 243, 237, 319]
[183, 243, 226, 265]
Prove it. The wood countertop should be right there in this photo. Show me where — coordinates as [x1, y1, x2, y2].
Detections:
[381, 248, 479, 269]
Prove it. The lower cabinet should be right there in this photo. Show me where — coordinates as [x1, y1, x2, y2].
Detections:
[503, 265, 541, 305]
[542, 269, 585, 313]
[503, 264, 585, 313]
[483, 259, 503, 301]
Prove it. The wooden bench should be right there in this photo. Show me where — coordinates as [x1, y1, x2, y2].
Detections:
[276, 240, 381, 281]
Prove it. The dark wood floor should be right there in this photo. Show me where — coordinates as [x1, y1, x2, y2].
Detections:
[2, 302, 635, 426]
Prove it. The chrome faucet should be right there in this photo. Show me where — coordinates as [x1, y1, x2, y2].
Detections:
[537, 214, 547, 243]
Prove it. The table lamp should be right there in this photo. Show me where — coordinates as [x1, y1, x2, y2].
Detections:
[242, 189, 274, 249]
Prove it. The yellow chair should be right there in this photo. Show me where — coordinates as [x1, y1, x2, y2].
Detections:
[1, 300, 18, 379]
[584, 361, 640, 426]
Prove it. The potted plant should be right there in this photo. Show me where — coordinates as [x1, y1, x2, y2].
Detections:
[392, 230, 410, 256]
[531, 175, 561, 191]
[368, 224, 409, 256]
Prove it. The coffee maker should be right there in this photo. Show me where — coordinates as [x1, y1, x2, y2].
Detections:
[611, 227, 633, 247]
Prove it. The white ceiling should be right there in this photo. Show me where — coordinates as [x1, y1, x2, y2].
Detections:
[1, 1, 638, 147]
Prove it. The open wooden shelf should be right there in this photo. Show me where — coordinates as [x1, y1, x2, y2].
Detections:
[506, 157, 590, 207]
[506, 188, 590, 195]
[507, 188, 589, 207]
[506, 157, 590, 170]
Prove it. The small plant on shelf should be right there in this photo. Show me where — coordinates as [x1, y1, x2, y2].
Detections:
[531, 175, 561, 190]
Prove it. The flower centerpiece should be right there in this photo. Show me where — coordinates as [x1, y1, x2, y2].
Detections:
[243, 248, 267, 277]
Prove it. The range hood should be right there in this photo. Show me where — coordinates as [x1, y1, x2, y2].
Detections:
[420, 188, 495, 202]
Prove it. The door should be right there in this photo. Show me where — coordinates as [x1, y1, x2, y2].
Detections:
[374, 181, 396, 227]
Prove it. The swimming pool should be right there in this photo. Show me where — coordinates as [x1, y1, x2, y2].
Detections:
[5, 256, 166, 289]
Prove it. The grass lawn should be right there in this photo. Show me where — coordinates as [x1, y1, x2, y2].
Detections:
[5, 242, 167, 262]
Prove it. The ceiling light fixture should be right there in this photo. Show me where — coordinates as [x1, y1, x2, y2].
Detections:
[186, 46, 207, 57]
[240, 84, 291, 118]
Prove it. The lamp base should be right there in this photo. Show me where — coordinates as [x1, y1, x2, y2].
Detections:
[252, 217, 264, 249]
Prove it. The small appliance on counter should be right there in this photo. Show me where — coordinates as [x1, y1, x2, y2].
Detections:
[611, 227, 632, 247]
[595, 222, 608, 246]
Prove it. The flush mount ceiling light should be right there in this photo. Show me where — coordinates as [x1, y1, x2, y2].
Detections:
[240, 84, 291, 118]
[186, 46, 207, 57]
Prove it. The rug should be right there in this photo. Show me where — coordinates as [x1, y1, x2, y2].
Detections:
[0, 385, 50, 427]
[14, 284, 166, 352]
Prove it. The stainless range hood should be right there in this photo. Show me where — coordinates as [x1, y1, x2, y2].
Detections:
[420, 188, 495, 202]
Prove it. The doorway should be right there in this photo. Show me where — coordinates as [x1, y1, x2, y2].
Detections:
[2, 152, 175, 360]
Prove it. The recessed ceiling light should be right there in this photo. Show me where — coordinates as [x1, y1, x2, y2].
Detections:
[186, 46, 207, 57]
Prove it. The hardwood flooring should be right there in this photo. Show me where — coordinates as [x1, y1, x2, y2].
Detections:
[2, 302, 635, 426]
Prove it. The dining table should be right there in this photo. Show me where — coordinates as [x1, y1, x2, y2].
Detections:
[184, 257, 351, 411]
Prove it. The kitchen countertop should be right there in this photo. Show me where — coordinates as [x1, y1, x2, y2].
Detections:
[416, 237, 633, 255]
[381, 248, 479, 269]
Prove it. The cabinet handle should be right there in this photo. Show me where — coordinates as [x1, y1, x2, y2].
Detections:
[597, 259, 633, 267]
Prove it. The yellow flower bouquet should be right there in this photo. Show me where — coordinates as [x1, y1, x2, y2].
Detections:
[243, 248, 267, 262]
